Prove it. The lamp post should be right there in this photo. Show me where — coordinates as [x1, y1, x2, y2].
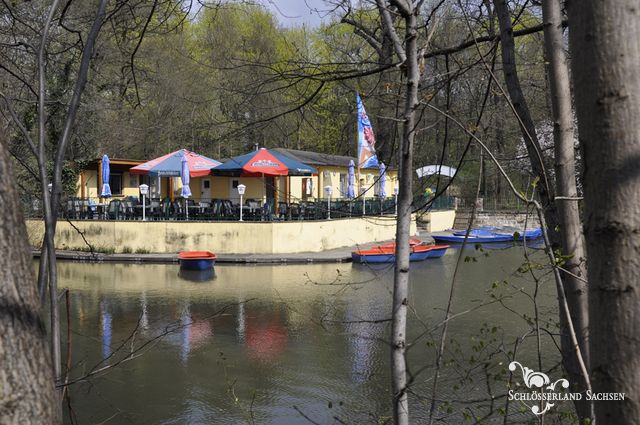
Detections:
[324, 185, 332, 220]
[394, 186, 399, 216]
[139, 184, 149, 221]
[237, 184, 246, 221]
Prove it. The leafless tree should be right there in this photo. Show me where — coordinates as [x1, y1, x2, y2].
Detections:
[568, 1, 640, 423]
[0, 128, 59, 423]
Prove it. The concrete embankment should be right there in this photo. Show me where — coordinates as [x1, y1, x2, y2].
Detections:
[32, 235, 437, 264]
[25, 216, 417, 255]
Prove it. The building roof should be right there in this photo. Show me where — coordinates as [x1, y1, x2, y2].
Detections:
[272, 148, 355, 167]
[274, 148, 394, 170]
[84, 158, 145, 167]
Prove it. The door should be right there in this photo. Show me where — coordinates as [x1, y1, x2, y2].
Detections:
[201, 178, 211, 200]
[229, 179, 240, 204]
[266, 176, 275, 209]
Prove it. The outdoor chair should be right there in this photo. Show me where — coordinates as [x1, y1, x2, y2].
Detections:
[382, 198, 396, 215]
[352, 200, 363, 216]
[107, 200, 121, 220]
[149, 200, 161, 220]
[277, 202, 288, 220]
[207, 199, 223, 220]
[122, 200, 136, 220]
[160, 198, 172, 220]
[246, 200, 261, 221]
[369, 199, 381, 215]
[85, 199, 97, 219]
[221, 200, 236, 220]
[198, 201, 211, 220]
[172, 201, 185, 220]
[185, 199, 197, 220]
[333, 200, 346, 219]
[304, 201, 317, 220]
[262, 202, 273, 221]
[64, 199, 78, 219]
[289, 203, 300, 220]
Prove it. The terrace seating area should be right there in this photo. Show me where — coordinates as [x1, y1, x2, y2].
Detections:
[51, 196, 401, 222]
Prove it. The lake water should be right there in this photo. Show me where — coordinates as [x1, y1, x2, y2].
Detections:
[57, 245, 560, 424]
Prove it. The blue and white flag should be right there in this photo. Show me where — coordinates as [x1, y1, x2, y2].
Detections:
[356, 93, 379, 169]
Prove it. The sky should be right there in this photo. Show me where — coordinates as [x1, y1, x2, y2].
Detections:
[260, 0, 336, 27]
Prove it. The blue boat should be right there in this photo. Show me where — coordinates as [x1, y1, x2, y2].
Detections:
[432, 233, 515, 244]
[436, 227, 543, 244]
[178, 251, 216, 270]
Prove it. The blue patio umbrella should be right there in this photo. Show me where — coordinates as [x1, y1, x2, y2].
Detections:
[101, 154, 112, 197]
[347, 160, 355, 198]
[378, 162, 387, 198]
[181, 155, 192, 219]
[180, 155, 192, 198]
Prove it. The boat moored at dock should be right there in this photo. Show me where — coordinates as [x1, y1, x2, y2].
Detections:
[178, 251, 217, 270]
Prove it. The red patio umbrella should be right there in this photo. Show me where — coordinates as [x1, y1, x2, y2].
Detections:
[130, 149, 221, 177]
[211, 148, 317, 177]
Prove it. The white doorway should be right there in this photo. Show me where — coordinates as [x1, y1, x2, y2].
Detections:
[229, 179, 240, 204]
[201, 178, 211, 200]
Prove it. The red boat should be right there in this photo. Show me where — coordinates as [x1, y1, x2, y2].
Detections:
[352, 243, 450, 263]
[178, 251, 217, 270]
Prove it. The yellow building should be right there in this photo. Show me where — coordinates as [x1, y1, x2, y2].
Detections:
[272, 148, 398, 203]
[76, 149, 398, 205]
[77, 158, 147, 201]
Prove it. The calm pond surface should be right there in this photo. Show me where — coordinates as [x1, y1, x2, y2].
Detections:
[57, 245, 560, 424]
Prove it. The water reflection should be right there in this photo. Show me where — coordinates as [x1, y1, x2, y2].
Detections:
[57, 246, 558, 425]
[178, 268, 216, 282]
[100, 301, 112, 360]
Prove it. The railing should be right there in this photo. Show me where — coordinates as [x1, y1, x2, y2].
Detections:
[22, 194, 460, 222]
[22, 196, 409, 222]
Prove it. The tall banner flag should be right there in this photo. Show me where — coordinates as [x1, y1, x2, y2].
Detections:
[357, 93, 379, 168]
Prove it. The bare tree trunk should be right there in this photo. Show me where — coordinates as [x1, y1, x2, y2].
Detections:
[37, 0, 62, 386]
[568, 2, 640, 423]
[39, 0, 108, 385]
[542, 1, 592, 420]
[0, 131, 60, 424]
[376, 1, 420, 423]
[495, 2, 593, 420]
[493, 0, 557, 227]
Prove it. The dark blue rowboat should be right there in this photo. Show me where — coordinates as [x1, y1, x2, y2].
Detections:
[432, 233, 515, 244]
[449, 227, 543, 242]
[178, 251, 216, 270]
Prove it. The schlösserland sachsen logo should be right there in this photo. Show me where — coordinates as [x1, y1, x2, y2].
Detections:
[507, 361, 626, 416]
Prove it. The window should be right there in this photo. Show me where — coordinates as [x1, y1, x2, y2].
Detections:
[150, 176, 161, 198]
[232, 180, 239, 189]
[110, 173, 123, 195]
[129, 173, 138, 187]
[339, 173, 347, 196]
[204, 180, 211, 189]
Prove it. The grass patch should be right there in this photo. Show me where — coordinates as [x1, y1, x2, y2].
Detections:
[134, 248, 150, 254]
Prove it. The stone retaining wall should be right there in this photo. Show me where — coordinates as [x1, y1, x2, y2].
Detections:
[453, 210, 541, 229]
[26, 216, 416, 255]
